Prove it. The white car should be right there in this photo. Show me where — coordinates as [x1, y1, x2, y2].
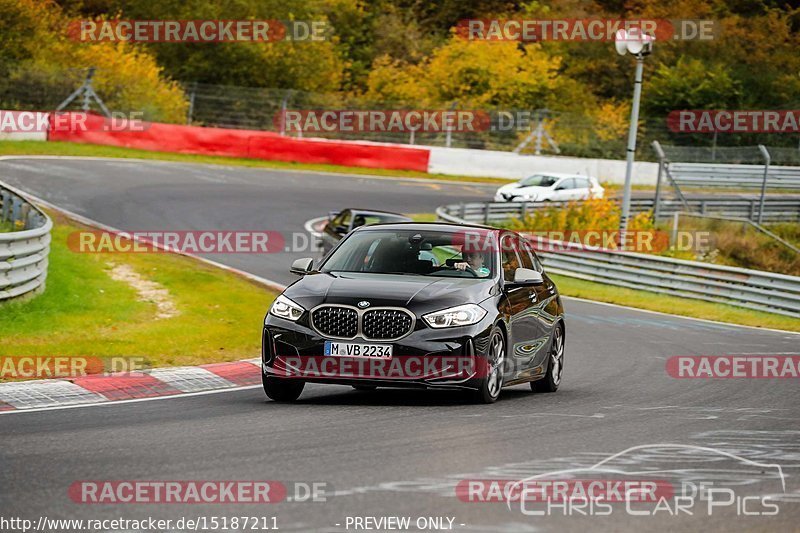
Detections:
[493, 173, 604, 202]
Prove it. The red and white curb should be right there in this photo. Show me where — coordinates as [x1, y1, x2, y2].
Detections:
[0, 358, 262, 413]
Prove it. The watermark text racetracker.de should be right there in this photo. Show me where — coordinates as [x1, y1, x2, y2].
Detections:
[68, 19, 329, 42]
[276, 109, 561, 134]
[67, 230, 322, 254]
[668, 110, 800, 133]
[0, 356, 150, 379]
[667, 355, 800, 378]
[0, 110, 147, 133]
[456, 19, 717, 42]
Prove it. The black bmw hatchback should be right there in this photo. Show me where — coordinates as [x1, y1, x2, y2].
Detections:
[262, 222, 565, 403]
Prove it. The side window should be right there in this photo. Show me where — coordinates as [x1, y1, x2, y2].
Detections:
[339, 210, 353, 229]
[517, 239, 534, 270]
[577, 178, 590, 189]
[520, 239, 543, 272]
[330, 210, 350, 229]
[500, 235, 521, 282]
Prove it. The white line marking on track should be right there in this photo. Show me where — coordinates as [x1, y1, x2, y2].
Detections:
[0, 385, 261, 416]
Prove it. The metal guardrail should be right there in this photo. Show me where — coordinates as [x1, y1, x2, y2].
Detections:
[667, 163, 800, 190]
[443, 198, 800, 224]
[437, 202, 800, 318]
[0, 184, 52, 301]
[652, 141, 800, 224]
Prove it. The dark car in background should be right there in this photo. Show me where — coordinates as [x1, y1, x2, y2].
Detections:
[262, 223, 565, 404]
[320, 208, 411, 255]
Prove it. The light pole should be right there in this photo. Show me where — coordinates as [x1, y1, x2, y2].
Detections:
[615, 28, 654, 248]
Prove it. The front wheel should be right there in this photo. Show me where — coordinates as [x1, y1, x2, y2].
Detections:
[473, 327, 506, 404]
[531, 324, 564, 393]
[262, 373, 305, 402]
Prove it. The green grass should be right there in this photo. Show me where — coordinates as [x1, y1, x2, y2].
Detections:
[0, 140, 511, 184]
[409, 213, 438, 222]
[551, 274, 800, 332]
[0, 219, 13, 233]
[0, 210, 278, 370]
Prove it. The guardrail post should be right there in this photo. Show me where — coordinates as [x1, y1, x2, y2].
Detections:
[1, 190, 9, 221]
[700, 200, 707, 214]
[459, 202, 466, 219]
[483, 202, 491, 225]
[652, 141, 665, 220]
[757, 144, 770, 224]
[11, 196, 21, 224]
[671, 212, 680, 248]
[20, 204, 30, 230]
[521, 202, 528, 220]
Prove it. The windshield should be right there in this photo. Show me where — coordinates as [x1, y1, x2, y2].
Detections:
[321, 229, 496, 278]
[519, 174, 559, 187]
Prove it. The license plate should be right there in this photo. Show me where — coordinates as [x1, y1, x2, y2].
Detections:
[324, 341, 392, 359]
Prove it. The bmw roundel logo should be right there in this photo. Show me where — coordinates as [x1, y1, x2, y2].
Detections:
[357, 301, 370, 309]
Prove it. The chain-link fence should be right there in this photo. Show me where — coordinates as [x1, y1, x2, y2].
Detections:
[2, 69, 800, 162]
[657, 144, 800, 166]
[181, 82, 648, 155]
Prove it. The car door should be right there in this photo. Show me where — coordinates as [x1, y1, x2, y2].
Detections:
[519, 239, 560, 377]
[552, 178, 573, 201]
[499, 233, 540, 382]
[321, 209, 352, 255]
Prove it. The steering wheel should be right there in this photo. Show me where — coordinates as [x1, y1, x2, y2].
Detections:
[431, 263, 479, 277]
[459, 264, 479, 278]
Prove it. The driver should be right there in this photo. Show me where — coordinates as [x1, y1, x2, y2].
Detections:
[454, 251, 491, 277]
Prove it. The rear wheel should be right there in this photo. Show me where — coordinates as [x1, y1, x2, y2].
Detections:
[262, 373, 305, 402]
[473, 327, 506, 404]
[531, 324, 563, 393]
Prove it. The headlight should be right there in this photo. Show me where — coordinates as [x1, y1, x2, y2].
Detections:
[422, 304, 487, 328]
[269, 294, 305, 321]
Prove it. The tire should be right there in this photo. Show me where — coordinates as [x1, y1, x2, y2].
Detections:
[352, 385, 377, 391]
[531, 324, 564, 393]
[262, 373, 305, 402]
[472, 327, 506, 404]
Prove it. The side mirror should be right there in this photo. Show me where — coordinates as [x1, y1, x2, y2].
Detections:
[513, 267, 543, 285]
[290, 257, 315, 276]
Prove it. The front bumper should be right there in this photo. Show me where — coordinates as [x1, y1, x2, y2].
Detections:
[263, 316, 495, 390]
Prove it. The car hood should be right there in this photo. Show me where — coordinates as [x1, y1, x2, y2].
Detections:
[285, 272, 496, 315]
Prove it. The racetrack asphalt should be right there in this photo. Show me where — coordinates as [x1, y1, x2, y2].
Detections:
[1, 157, 799, 532]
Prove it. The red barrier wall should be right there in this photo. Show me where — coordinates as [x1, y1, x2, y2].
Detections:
[48, 113, 431, 172]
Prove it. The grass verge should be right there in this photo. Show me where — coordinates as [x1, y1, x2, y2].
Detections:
[0, 140, 510, 184]
[551, 274, 800, 332]
[0, 210, 278, 370]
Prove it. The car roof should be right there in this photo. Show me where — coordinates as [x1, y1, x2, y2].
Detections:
[353, 221, 500, 233]
[521, 172, 594, 180]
